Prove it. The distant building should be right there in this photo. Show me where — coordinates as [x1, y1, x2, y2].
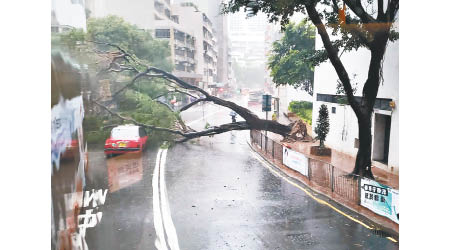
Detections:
[85, 0, 169, 30]
[173, 0, 232, 93]
[228, 11, 267, 67]
[312, 22, 399, 174]
[85, 0, 219, 89]
[170, 2, 218, 90]
[51, 0, 87, 33]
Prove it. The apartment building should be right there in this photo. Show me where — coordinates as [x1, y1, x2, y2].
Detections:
[173, 0, 232, 89]
[153, 18, 203, 86]
[171, 3, 218, 90]
[86, 0, 221, 90]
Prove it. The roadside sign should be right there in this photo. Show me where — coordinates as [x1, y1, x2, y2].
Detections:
[262, 94, 272, 112]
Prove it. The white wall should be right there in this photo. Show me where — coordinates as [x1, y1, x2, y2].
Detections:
[312, 25, 399, 172]
[277, 85, 313, 116]
[52, 0, 87, 31]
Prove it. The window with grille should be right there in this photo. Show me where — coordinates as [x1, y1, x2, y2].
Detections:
[155, 29, 170, 38]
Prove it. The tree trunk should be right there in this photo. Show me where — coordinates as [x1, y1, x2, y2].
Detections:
[305, 3, 395, 179]
[351, 32, 389, 179]
[352, 113, 375, 178]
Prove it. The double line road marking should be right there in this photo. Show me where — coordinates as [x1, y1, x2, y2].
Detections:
[152, 148, 180, 250]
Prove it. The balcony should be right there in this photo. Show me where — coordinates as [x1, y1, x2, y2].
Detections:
[187, 57, 195, 64]
[174, 39, 187, 47]
[203, 49, 213, 58]
[175, 54, 186, 62]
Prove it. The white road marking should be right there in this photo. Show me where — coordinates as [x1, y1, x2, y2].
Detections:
[159, 149, 180, 250]
[152, 149, 168, 250]
[152, 148, 180, 250]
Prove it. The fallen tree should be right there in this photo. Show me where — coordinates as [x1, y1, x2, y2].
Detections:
[89, 41, 293, 142]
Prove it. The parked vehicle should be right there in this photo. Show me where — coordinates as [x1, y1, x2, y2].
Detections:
[60, 139, 79, 160]
[104, 125, 148, 157]
[248, 90, 263, 106]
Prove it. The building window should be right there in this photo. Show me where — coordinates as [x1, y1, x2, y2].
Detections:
[176, 64, 185, 71]
[317, 93, 392, 111]
[175, 49, 185, 57]
[332, 107, 336, 114]
[174, 30, 185, 42]
[155, 29, 170, 38]
[171, 15, 179, 24]
[71, 0, 83, 5]
[165, 9, 171, 19]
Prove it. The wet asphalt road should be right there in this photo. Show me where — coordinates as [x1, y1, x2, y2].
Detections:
[82, 100, 399, 250]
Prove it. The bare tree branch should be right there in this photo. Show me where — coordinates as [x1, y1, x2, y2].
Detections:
[330, 0, 371, 47]
[155, 100, 175, 112]
[377, 0, 385, 20]
[343, 0, 376, 23]
[89, 40, 136, 63]
[109, 70, 162, 100]
[176, 122, 251, 142]
[152, 88, 199, 101]
[172, 88, 199, 99]
[93, 99, 254, 143]
[386, 0, 399, 23]
[306, 3, 362, 118]
[90, 41, 293, 139]
[92, 99, 185, 136]
[179, 98, 209, 111]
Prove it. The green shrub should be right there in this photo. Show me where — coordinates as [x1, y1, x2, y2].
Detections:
[86, 130, 110, 145]
[83, 116, 103, 132]
[288, 101, 312, 125]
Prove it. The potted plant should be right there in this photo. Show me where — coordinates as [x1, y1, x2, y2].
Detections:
[311, 104, 332, 156]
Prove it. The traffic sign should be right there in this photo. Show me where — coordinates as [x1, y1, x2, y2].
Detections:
[262, 94, 272, 112]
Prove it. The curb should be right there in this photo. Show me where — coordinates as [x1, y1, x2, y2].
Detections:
[246, 137, 399, 241]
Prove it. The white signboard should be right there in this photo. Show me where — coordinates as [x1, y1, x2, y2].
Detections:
[360, 178, 399, 224]
[282, 146, 309, 177]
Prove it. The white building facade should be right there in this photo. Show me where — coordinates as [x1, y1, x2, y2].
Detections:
[312, 24, 399, 174]
[52, 0, 87, 32]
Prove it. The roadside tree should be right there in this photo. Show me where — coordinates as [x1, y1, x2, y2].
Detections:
[268, 20, 317, 96]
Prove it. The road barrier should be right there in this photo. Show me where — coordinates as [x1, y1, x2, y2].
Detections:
[250, 130, 398, 224]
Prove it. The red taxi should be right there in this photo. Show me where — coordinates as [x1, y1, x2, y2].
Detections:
[104, 125, 148, 157]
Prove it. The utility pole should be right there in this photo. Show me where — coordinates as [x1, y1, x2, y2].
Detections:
[262, 94, 272, 139]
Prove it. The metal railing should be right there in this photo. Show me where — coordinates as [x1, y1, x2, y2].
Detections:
[250, 130, 360, 205]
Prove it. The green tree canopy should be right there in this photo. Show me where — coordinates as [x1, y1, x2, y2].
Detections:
[52, 16, 178, 144]
[87, 15, 173, 72]
[268, 20, 317, 95]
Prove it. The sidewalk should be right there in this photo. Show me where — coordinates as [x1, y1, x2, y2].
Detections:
[250, 114, 399, 234]
[275, 114, 399, 189]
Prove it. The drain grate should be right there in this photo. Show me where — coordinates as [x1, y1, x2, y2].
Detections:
[371, 228, 393, 239]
